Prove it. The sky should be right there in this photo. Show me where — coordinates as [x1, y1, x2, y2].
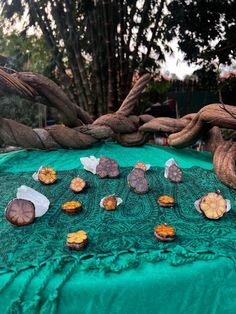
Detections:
[160, 39, 199, 79]
[160, 39, 236, 80]
[161, 51, 199, 79]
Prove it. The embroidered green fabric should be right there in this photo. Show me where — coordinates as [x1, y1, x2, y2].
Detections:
[1, 165, 236, 274]
[0, 145, 236, 314]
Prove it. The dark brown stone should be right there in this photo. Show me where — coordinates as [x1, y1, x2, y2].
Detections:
[127, 168, 149, 194]
[167, 164, 183, 183]
[5, 199, 35, 226]
[96, 156, 120, 178]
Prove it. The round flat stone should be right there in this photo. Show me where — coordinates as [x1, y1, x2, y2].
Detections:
[5, 199, 35, 226]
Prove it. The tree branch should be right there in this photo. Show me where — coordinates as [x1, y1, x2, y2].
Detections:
[140, 0, 165, 72]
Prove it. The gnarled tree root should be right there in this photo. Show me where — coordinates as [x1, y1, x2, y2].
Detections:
[0, 118, 96, 149]
[116, 132, 150, 147]
[0, 69, 37, 98]
[139, 114, 196, 134]
[213, 142, 236, 189]
[0, 74, 151, 150]
[14, 72, 91, 127]
[2, 68, 236, 191]
[168, 104, 236, 147]
[203, 126, 224, 153]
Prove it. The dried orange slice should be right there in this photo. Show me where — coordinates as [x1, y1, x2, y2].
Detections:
[154, 224, 176, 241]
[67, 230, 88, 250]
[102, 195, 117, 210]
[199, 192, 227, 219]
[61, 201, 82, 214]
[70, 177, 86, 193]
[38, 167, 57, 185]
[158, 195, 175, 207]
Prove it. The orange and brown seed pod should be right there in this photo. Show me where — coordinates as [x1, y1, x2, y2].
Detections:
[158, 195, 175, 207]
[61, 201, 82, 214]
[70, 177, 86, 193]
[134, 162, 147, 172]
[199, 192, 227, 220]
[67, 230, 88, 250]
[154, 224, 176, 242]
[102, 195, 117, 210]
[38, 167, 57, 185]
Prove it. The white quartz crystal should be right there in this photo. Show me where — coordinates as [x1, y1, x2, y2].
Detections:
[164, 158, 178, 178]
[80, 156, 100, 174]
[17, 185, 50, 217]
[32, 166, 43, 181]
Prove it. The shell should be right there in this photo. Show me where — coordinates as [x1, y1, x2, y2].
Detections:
[127, 168, 149, 194]
[38, 166, 57, 184]
[70, 177, 86, 193]
[62, 201, 82, 214]
[96, 156, 120, 178]
[5, 198, 35, 226]
[199, 192, 227, 219]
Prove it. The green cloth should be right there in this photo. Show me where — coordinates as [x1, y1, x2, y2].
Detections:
[0, 143, 235, 314]
[0, 143, 213, 173]
[1, 167, 236, 273]
[0, 257, 235, 314]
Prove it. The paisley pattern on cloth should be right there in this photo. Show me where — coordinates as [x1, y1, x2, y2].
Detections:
[0, 166, 236, 273]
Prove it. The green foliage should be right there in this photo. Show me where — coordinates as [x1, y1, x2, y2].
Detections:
[0, 95, 45, 128]
[167, 0, 236, 65]
[192, 64, 236, 105]
[0, 0, 172, 114]
[136, 78, 171, 114]
[0, 32, 50, 74]
[0, 21, 51, 127]
[220, 76, 236, 93]
[0, 12, 52, 126]
[0, 0, 235, 116]
[145, 79, 171, 102]
[219, 75, 236, 105]
[193, 65, 219, 91]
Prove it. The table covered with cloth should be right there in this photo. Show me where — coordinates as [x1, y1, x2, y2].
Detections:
[0, 143, 236, 314]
